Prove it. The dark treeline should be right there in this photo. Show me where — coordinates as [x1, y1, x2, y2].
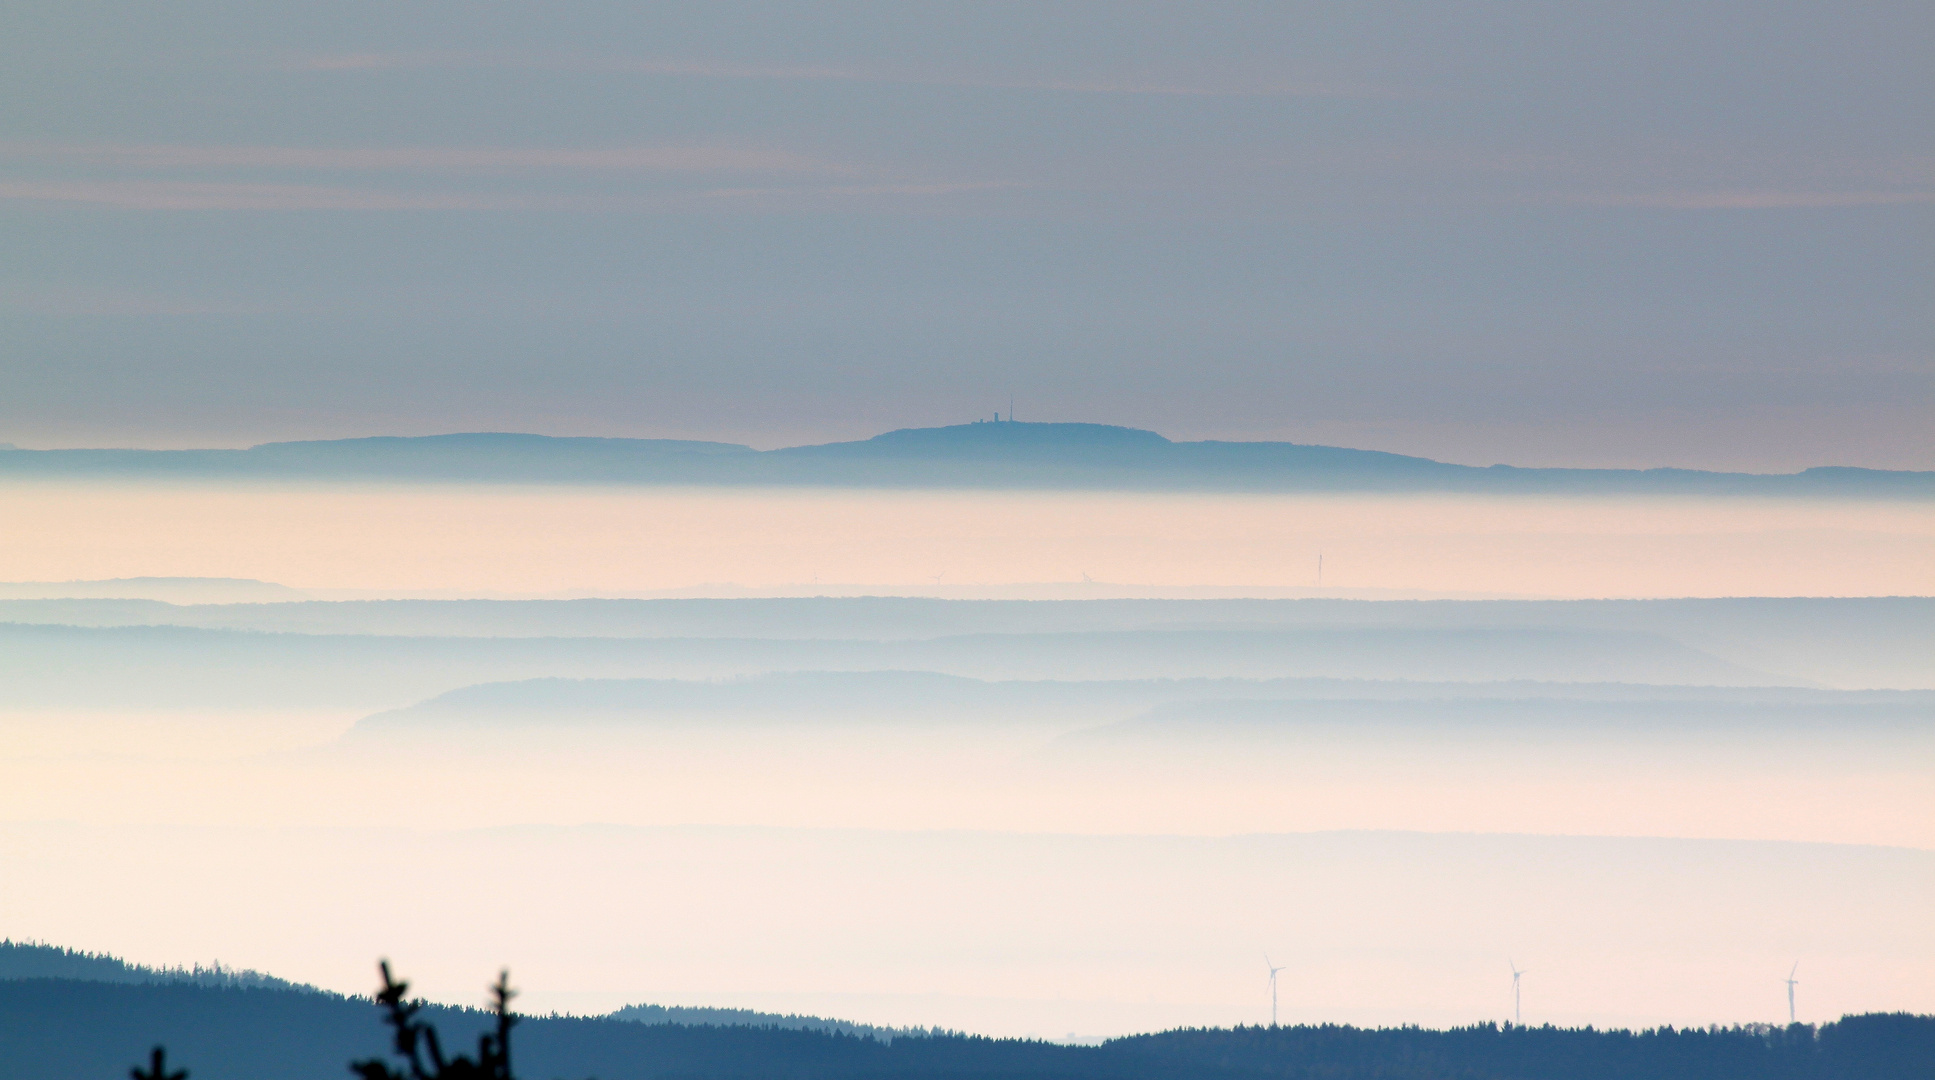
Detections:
[3, 977, 1930, 1080]
[607, 1003, 941, 1043]
[1110, 1018, 1933, 1080]
[0, 940, 311, 993]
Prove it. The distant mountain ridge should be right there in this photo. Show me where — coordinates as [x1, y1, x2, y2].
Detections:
[2, 423, 1927, 494]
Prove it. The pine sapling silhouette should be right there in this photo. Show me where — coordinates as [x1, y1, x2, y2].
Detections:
[122, 961, 517, 1080]
[352, 961, 518, 1080]
[131, 1047, 186, 1080]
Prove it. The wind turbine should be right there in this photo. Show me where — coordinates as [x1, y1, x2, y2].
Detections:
[1509, 960, 1527, 1025]
[1785, 962, 1800, 1024]
[1264, 954, 1287, 1027]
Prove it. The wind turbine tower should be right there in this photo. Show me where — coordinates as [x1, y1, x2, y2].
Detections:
[1509, 961, 1527, 1025]
[1264, 955, 1287, 1027]
[1785, 963, 1800, 1024]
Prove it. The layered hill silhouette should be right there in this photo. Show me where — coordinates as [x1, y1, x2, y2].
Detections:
[349, 671, 1930, 737]
[0, 622, 1789, 711]
[3, 422, 1928, 494]
[2, 595, 1927, 688]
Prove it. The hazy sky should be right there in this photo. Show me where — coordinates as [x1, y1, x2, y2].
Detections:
[2, 3, 1930, 469]
[5, 484, 1932, 598]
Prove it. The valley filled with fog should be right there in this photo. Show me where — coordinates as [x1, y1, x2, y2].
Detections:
[2, 482, 1929, 1036]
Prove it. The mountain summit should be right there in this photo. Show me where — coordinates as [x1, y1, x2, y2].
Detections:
[779, 421, 1173, 460]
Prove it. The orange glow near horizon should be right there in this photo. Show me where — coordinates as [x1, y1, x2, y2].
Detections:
[1, 482, 1929, 598]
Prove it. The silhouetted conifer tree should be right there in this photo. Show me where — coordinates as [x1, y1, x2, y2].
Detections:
[351, 962, 517, 1080]
[130, 1046, 186, 1080]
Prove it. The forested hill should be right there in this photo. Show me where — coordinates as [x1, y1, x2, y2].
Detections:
[2, 423, 1929, 495]
[3, 977, 1929, 1080]
[608, 1002, 935, 1042]
[0, 941, 313, 993]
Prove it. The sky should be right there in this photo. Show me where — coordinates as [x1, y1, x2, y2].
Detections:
[2, 2, 1931, 470]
